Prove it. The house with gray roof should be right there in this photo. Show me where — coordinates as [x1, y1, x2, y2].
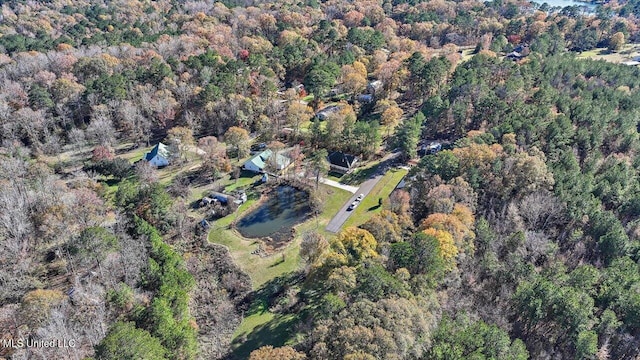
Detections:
[327, 151, 358, 174]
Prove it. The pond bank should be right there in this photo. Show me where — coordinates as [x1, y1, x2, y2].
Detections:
[235, 184, 311, 251]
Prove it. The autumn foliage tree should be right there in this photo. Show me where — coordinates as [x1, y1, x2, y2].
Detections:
[249, 346, 306, 360]
[92, 145, 115, 162]
[167, 126, 195, 162]
[224, 126, 250, 159]
[608, 32, 625, 52]
[422, 227, 458, 270]
[324, 227, 378, 268]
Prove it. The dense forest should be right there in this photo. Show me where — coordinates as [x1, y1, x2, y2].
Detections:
[2, 0, 640, 359]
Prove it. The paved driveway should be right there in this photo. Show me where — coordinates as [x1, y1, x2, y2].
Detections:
[325, 175, 382, 233]
[325, 151, 401, 233]
[319, 177, 359, 193]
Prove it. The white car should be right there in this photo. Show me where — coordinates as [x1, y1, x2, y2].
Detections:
[348, 201, 359, 211]
[356, 194, 365, 201]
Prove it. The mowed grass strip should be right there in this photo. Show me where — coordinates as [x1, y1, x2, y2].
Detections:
[343, 168, 407, 229]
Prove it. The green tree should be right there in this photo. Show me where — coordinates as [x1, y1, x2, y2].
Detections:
[420, 150, 460, 181]
[304, 60, 340, 101]
[428, 315, 529, 360]
[68, 226, 118, 268]
[95, 322, 167, 360]
[575, 330, 598, 360]
[308, 149, 329, 189]
[394, 112, 423, 160]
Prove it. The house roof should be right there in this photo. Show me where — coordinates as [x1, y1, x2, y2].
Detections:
[328, 151, 357, 169]
[245, 149, 271, 170]
[144, 142, 171, 161]
[244, 149, 291, 170]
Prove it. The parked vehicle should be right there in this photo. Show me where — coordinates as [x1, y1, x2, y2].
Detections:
[251, 142, 267, 152]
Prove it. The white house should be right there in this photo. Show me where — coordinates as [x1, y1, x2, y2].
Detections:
[143, 142, 171, 167]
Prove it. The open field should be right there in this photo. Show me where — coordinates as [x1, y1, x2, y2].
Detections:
[208, 183, 352, 356]
[577, 44, 640, 64]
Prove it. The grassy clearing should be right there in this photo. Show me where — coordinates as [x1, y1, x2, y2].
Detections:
[208, 184, 351, 357]
[224, 171, 261, 193]
[343, 168, 407, 229]
[115, 144, 149, 162]
[231, 311, 299, 358]
[208, 183, 351, 287]
[576, 44, 640, 63]
[224, 184, 355, 357]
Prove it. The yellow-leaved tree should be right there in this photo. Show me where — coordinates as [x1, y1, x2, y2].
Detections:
[324, 227, 379, 267]
[423, 228, 458, 270]
[249, 345, 306, 360]
[420, 203, 475, 253]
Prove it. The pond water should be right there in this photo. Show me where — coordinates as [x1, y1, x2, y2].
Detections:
[236, 185, 311, 242]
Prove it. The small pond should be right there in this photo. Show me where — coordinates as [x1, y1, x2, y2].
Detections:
[236, 185, 311, 243]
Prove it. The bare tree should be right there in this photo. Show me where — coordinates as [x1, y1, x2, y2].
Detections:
[86, 106, 116, 146]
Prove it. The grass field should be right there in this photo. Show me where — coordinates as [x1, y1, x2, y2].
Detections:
[577, 44, 640, 63]
[224, 169, 406, 357]
[208, 183, 352, 356]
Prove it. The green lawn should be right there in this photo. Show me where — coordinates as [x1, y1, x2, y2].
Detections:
[231, 310, 299, 358]
[115, 145, 149, 162]
[208, 184, 352, 356]
[343, 168, 407, 229]
[224, 171, 261, 193]
[340, 159, 382, 185]
[576, 44, 640, 63]
[208, 184, 351, 287]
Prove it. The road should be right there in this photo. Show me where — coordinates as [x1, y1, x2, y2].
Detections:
[325, 151, 401, 233]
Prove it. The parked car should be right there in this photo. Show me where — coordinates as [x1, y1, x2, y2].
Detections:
[348, 201, 359, 211]
[251, 143, 267, 152]
[356, 194, 365, 201]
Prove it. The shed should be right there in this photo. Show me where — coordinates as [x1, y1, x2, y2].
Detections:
[210, 192, 230, 205]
